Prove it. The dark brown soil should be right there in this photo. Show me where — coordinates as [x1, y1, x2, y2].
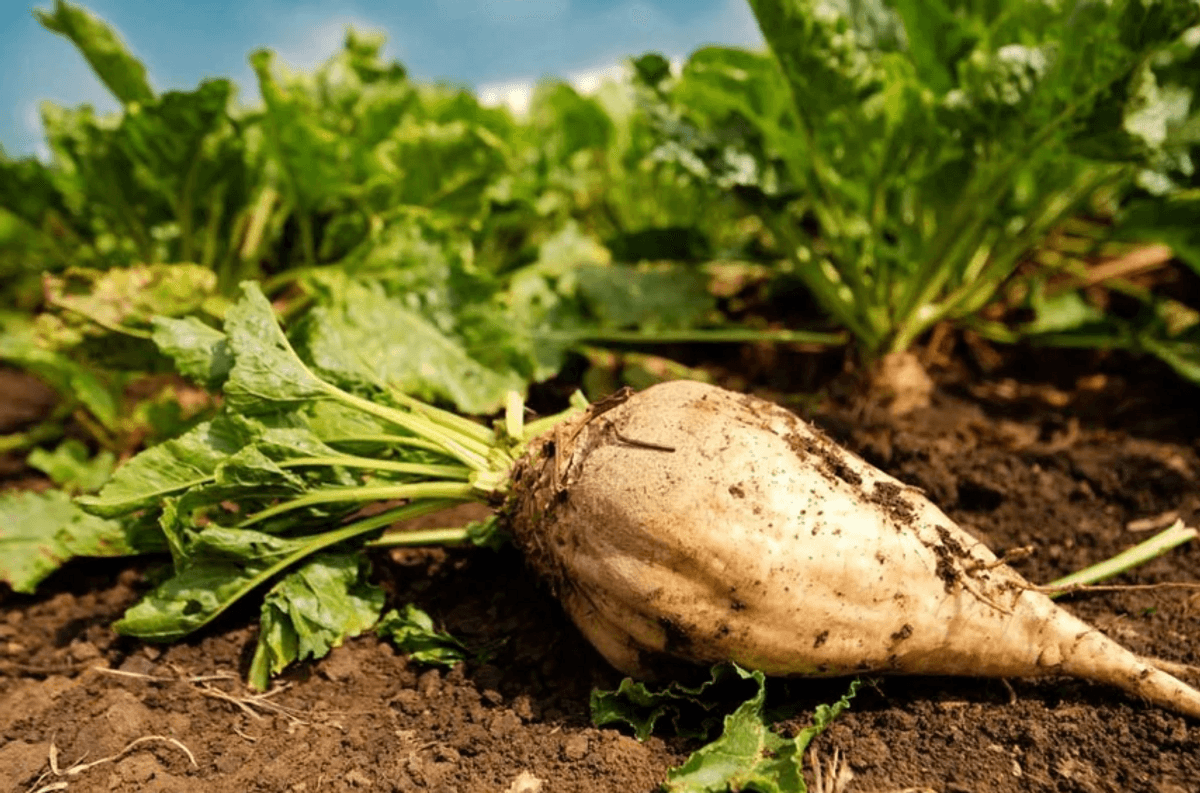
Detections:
[2, 347, 1199, 793]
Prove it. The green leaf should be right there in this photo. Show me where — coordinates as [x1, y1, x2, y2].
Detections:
[1023, 289, 1107, 335]
[379, 117, 510, 219]
[1116, 196, 1200, 275]
[33, 76, 252, 274]
[151, 315, 232, 389]
[0, 489, 159, 593]
[574, 263, 715, 330]
[888, 0, 977, 94]
[214, 445, 306, 491]
[78, 414, 249, 517]
[34, 0, 155, 106]
[982, 278, 1200, 388]
[593, 664, 860, 792]
[299, 399, 393, 442]
[222, 282, 332, 413]
[376, 603, 469, 667]
[0, 155, 83, 250]
[117, 78, 233, 201]
[1141, 331, 1200, 383]
[300, 278, 525, 414]
[745, 0, 906, 126]
[114, 524, 307, 640]
[249, 48, 346, 217]
[37, 102, 166, 267]
[248, 421, 353, 461]
[114, 499, 454, 647]
[788, 680, 862, 776]
[26, 438, 115, 494]
[665, 672, 860, 793]
[249, 553, 386, 689]
[668, 0, 1200, 357]
[529, 82, 615, 164]
[631, 53, 673, 90]
[465, 515, 508, 551]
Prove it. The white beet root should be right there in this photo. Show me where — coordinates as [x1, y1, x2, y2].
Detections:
[504, 380, 1200, 718]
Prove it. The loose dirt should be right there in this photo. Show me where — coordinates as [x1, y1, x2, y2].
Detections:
[2, 347, 1198, 793]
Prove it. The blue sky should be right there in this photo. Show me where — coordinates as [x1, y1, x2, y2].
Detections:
[2, 0, 764, 160]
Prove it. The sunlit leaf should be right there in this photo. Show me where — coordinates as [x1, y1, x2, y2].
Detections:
[300, 278, 525, 413]
[34, 0, 155, 106]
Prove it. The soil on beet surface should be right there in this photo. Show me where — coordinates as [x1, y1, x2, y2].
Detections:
[2, 345, 1199, 793]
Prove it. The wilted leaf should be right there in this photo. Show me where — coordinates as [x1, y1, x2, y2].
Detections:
[592, 663, 859, 792]
[591, 663, 762, 741]
[45, 264, 218, 334]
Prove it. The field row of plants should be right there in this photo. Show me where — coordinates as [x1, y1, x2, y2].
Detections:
[3, 1, 1200, 790]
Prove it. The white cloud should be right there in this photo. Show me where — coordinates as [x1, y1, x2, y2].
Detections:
[566, 61, 633, 96]
[473, 0, 761, 119]
[19, 100, 61, 162]
[22, 101, 44, 138]
[477, 78, 535, 116]
[477, 60, 634, 117]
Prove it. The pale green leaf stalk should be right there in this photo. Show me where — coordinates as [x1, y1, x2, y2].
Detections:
[1043, 521, 1197, 597]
